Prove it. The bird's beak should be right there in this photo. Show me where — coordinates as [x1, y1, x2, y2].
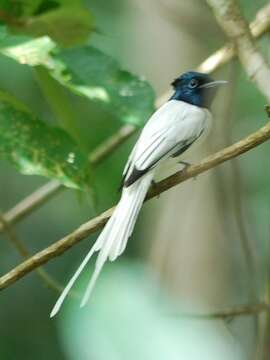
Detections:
[199, 80, 228, 89]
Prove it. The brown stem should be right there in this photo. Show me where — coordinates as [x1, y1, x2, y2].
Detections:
[0, 124, 137, 233]
[0, 212, 78, 297]
[1, 3, 270, 233]
[206, 0, 270, 102]
[1, 117, 270, 290]
[174, 302, 270, 320]
[205, 1, 270, 358]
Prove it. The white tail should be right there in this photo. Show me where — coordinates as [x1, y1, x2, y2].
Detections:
[50, 172, 153, 317]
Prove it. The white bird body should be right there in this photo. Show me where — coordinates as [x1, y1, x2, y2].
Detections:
[50, 99, 211, 317]
[125, 100, 212, 179]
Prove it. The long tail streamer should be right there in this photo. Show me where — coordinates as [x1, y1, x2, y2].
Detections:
[50, 173, 153, 318]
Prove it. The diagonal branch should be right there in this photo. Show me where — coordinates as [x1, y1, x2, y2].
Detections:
[0, 213, 70, 295]
[1, 115, 270, 290]
[1, 3, 270, 233]
[176, 302, 270, 319]
[205, 1, 270, 355]
[156, 3, 270, 106]
[0, 124, 136, 233]
[206, 0, 270, 102]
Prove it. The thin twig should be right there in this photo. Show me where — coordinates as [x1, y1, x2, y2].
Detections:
[259, 109, 270, 360]
[89, 124, 136, 164]
[1, 117, 270, 290]
[221, 62, 258, 301]
[0, 212, 75, 295]
[206, 0, 270, 102]
[156, 3, 270, 107]
[215, 62, 259, 339]
[205, 1, 270, 357]
[197, 3, 270, 73]
[1, 3, 270, 233]
[4, 199, 266, 321]
[174, 302, 270, 320]
[0, 180, 63, 233]
[0, 124, 137, 233]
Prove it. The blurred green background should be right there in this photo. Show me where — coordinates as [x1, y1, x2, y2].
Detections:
[0, 0, 270, 359]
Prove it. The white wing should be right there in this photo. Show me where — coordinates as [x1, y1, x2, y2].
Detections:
[50, 100, 211, 317]
[123, 100, 210, 186]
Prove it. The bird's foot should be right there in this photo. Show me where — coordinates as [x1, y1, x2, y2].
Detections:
[178, 161, 197, 180]
[178, 160, 191, 169]
[151, 180, 160, 198]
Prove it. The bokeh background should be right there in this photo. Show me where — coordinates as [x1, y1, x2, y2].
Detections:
[1, 0, 270, 359]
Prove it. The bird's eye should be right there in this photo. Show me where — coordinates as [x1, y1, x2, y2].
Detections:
[189, 78, 198, 88]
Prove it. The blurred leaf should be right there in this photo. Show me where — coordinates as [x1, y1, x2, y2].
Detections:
[0, 91, 90, 189]
[0, 0, 94, 47]
[58, 46, 155, 126]
[59, 262, 243, 360]
[19, 6, 94, 47]
[0, 0, 83, 19]
[0, 0, 22, 19]
[16, 0, 44, 16]
[21, 0, 58, 16]
[0, 28, 58, 64]
[0, 1, 52, 24]
[34, 66, 86, 146]
[0, 27, 155, 126]
[31, 0, 86, 15]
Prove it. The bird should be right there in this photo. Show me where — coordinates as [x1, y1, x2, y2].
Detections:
[50, 71, 227, 317]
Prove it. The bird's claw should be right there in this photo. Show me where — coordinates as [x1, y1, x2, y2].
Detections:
[178, 161, 197, 180]
[151, 180, 160, 198]
[178, 160, 191, 169]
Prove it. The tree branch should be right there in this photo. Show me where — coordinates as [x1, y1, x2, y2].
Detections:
[0, 212, 72, 295]
[198, 3, 270, 73]
[205, 1, 270, 355]
[206, 0, 270, 102]
[156, 3, 270, 106]
[176, 302, 270, 320]
[0, 180, 64, 232]
[0, 124, 137, 233]
[1, 114, 270, 290]
[1, 3, 270, 233]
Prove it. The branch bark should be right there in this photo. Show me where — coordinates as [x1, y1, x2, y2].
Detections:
[176, 302, 270, 320]
[156, 3, 270, 106]
[205, 1, 270, 357]
[1, 116, 270, 290]
[206, 0, 270, 102]
[0, 213, 68, 294]
[0, 124, 136, 232]
[1, 3, 270, 233]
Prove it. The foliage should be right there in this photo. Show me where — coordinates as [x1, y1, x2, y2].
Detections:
[1, 1, 270, 360]
[0, 2, 155, 190]
[0, 0, 94, 46]
[0, 91, 90, 189]
[60, 262, 242, 360]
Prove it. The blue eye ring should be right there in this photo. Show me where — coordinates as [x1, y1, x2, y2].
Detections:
[189, 78, 198, 88]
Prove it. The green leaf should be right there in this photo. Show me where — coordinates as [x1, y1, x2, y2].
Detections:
[19, 6, 95, 47]
[0, 0, 94, 46]
[58, 46, 155, 126]
[20, 0, 57, 17]
[16, 0, 44, 16]
[0, 1, 56, 25]
[0, 0, 23, 19]
[20, 0, 86, 16]
[0, 91, 90, 189]
[0, 27, 155, 127]
[0, 28, 58, 65]
[34, 66, 87, 146]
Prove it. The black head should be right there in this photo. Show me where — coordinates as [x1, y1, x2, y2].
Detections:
[170, 71, 226, 109]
